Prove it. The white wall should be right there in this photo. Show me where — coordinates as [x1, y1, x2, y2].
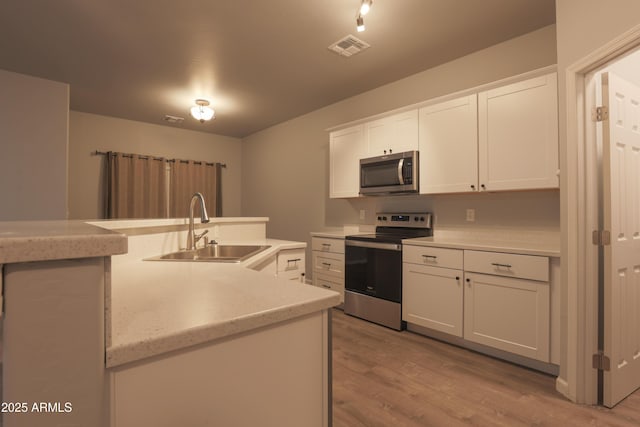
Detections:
[241, 25, 558, 257]
[68, 112, 243, 219]
[0, 69, 69, 220]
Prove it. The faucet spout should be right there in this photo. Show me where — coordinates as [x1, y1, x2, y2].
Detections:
[186, 192, 210, 250]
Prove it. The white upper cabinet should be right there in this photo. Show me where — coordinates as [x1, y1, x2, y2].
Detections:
[329, 69, 559, 199]
[329, 124, 365, 198]
[365, 110, 419, 156]
[419, 94, 479, 194]
[478, 73, 559, 191]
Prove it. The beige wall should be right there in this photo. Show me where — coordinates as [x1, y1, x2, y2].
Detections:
[241, 25, 558, 246]
[0, 69, 69, 220]
[556, 0, 640, 403]
[68, 111, 242, 219]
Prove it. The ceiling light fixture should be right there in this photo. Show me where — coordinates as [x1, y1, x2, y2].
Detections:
[190, 99, 215, 123]
[356, 15, 365, 32]
[359, 0, 372, 16]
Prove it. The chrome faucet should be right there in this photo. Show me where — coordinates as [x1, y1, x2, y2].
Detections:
[186, 192, 210, 250]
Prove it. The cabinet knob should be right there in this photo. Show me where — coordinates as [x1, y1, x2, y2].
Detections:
[481, 184, 486, 190]
[455, 276, 460, 281]
[470, 184, 475, 190]
[383, 150, 387, 154]
[389, 149, 392, 154]
[466, 278, 471, 285]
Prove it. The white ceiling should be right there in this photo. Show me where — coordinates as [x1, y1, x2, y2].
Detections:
[0, 0, 556, 138]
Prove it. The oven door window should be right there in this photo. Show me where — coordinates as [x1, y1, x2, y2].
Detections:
[345, 245, 402, 302]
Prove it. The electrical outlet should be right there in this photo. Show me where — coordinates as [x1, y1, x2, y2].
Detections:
[466, 209, 475, 222]
[359, 210, 366, 220]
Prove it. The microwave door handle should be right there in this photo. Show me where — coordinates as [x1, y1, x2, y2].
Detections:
[397, 158, 404, 184]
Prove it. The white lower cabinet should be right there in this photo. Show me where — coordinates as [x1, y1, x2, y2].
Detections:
[403, 263, 463, 337]
[463, 271, 550, 362]
[277, 248, 305, 282]
[402, 245, 464, 336]
[311, 236, 345, 303]
[403, 244, 553, 364]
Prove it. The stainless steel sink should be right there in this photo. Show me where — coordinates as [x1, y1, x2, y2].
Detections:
[145, 245, 271, 263]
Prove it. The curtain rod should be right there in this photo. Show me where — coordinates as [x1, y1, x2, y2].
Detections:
[92, 150, 227, 168]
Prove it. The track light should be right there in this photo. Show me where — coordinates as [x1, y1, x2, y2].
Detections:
[356, 15, 365, 32]
[359, 0, 372, 16]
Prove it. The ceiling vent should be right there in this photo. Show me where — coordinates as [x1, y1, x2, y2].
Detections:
[328, 34, 370, 57]
[163, 115, 185, 124]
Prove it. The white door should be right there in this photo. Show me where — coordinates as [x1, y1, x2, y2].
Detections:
[601, 72, 640, 407]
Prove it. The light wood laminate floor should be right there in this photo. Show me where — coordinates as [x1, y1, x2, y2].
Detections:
[332, 309, 640, 427]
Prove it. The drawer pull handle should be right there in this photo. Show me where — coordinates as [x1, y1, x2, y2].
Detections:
[322, 262, 332, 268]
[491, 263, 512, 269]
[287, 258, 301, 264]
[422, 255, 437, 260]
[321, 284, 331, 289]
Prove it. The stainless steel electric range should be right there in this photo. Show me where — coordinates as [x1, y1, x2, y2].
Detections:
[344, 212, 432, 330]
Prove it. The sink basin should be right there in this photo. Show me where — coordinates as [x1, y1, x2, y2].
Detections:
[146, 245, 271, 263]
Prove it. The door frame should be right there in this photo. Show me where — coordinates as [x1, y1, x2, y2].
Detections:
[564, 23, 640, 404]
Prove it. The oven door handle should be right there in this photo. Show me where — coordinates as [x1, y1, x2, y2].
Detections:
[346, 240, 402, 251]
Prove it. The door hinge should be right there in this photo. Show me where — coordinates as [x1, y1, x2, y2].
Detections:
[593, 352, 611, 371]
[592, 230, 611, 246]
[593, 106, 609, 122]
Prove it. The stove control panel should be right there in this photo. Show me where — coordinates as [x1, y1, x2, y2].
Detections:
[375, 212, 432, 228]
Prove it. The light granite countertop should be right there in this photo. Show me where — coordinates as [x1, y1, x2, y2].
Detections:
[108, 243, 340, 368]
[0, 220, 340, 369]
[0, 220, 127, 263]
[403, 234, 560, 257]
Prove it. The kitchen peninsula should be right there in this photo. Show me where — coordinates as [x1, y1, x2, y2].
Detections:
[0, 218, 339, 427]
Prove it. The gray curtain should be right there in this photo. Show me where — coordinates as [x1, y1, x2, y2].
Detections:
[106, 152, 167, 219]
[169, 160, 221, 218]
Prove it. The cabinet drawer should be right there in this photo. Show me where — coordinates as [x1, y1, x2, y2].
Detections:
[277, 249, 305, 273]
[312, 252, 344, 278]
[464, 250, 548, 282]
[314, 273, 344, 303]
[311, 237, 344, 254]
[279, 270, 304, 283]
[403, 245, 463, 270]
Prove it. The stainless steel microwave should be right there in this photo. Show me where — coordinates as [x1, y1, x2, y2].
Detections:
[359, 150, 419, 195]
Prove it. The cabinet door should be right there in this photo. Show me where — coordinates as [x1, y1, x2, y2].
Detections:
[403, 263, 463, 337]
[330, 124, 365, 198]
[478, 73, 559, 191]
[463, 272, 550, 361]
[418, 95, 478, 193]
[365, 110, 418, 155]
